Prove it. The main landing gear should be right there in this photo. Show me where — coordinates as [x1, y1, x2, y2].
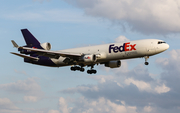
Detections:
[71, 66, 85, 72]
[70, 65, 97, 74]
[87, 65, 97, 74]
[144, 56, 149, 65]
[87, 69, 97, 74]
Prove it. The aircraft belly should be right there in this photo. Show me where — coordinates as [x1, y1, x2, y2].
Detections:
[106, 50, 142, 60]
[24, 57, 58, 67]
[51, 57, 67, 66]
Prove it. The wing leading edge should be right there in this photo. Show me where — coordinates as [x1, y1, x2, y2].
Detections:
[11, 40, 82, 59]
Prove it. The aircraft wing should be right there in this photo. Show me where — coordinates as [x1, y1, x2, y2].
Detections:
[11, 40, 82, 59]
[18, 46, 82, 59]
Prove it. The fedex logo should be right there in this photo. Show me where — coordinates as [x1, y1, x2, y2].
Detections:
[109, 42, 136, 53]
[85, 56, 91, 59]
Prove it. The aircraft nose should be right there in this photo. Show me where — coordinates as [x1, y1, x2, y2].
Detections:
[165, 43, 170, 50]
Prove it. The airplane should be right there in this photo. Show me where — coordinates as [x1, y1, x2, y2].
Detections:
[11, 29, 169, 74]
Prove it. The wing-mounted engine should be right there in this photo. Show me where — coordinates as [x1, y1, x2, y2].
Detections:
[40, 42, 51, 50]
[80, 54, 97, 63]
[96, 52, 107, 59]
[105, 60, 121, 68]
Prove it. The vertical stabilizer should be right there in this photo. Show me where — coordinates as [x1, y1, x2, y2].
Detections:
[19, 29, 43, 55]
[21, 29, 40, 46]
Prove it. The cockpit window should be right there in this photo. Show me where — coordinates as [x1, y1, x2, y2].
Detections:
[158, 41, 166, 44]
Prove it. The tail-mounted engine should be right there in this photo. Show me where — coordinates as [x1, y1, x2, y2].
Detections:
[19, 42, 51, 54]
[40, 42, 51, 50]
[105, 60, 121, 68]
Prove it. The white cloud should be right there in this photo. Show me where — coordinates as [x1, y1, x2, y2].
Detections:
[100, 77, 106, 83]
[121, 101, 125, 105]
[58, 97, 137, 113]
[3, 9, 96, 23]
[156, 58, 169, 67]
[23, 96, 38, 102]
[156, 49, 180, 71]
[124, 78, 171, 94]
[114, 80, 123, 88]
[64, 0, 180, 34]
[89, 75, 115, 83]
[0, 98, 22, 113]
[33, 0, 51, 2]
[0, 77, 42, 96]
[61, 85, 99, 94]
[59, 97, 72, 113]
[14, 69, 27, 75]
[155, 84, 171, 94]
[143, 106, 153, 113]
[115, 36, 130, 43]
[107, 99, 137, 113]
[48, 110, 60, 113]
[124, 78, 152, 92]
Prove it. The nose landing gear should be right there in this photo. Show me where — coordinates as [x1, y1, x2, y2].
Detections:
[144, 56, 149, 65]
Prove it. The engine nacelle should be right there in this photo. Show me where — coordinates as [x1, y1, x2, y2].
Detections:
[81, 54, 97, 63]
[18, 46, 35, 55]
[105, 60, 121, 68]
[40, 42, 51, 50]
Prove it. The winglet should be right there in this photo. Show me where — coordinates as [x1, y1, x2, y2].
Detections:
[11, 40, 19, 48]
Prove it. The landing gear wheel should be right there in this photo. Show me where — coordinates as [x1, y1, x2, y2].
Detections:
[71, 65, 85, 72]
[145, 62, 149, 65]
[70, 67, 76, 71]
[91, 69, 97, 74]
[87, 70, 90, 74]
[87, 69, 97, 74]
[80, 68, 85, 72]
[75, 66, 80, 70]
[144, 56, 149, 66]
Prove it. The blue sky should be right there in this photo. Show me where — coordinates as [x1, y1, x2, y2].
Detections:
[1, 0, 180, 113]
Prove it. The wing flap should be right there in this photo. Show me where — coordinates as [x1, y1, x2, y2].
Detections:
[11, 52, 39, 61]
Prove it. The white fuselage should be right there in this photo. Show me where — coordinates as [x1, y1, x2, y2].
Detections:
[12, 29, 170, 74]
[51, 39, 169, 67]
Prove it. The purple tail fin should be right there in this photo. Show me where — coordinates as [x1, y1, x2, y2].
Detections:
[19, 29, 43, 55]
[21, 29, 40, 46]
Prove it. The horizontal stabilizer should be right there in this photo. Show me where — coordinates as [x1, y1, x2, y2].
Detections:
[11, 40, 19, 48]
[10, 52, 39, 61]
